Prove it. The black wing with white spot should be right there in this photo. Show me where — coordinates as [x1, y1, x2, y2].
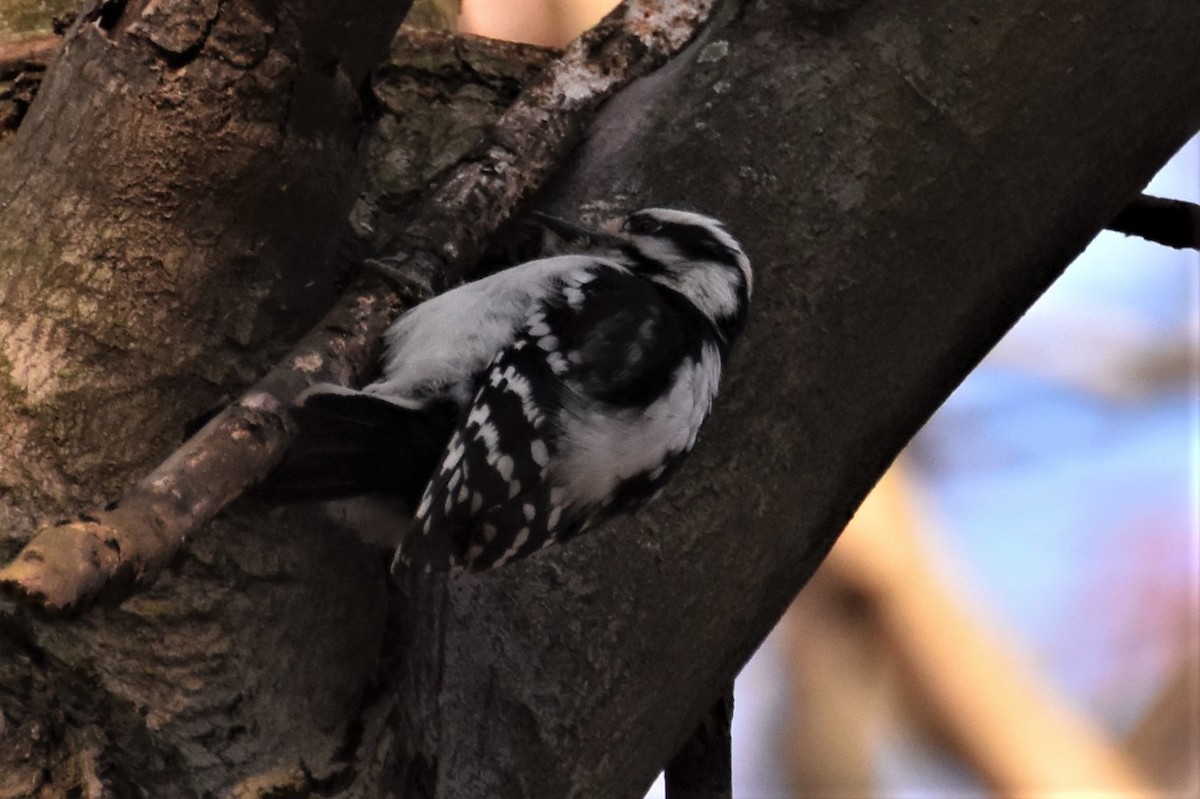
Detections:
[538, 258, 702, 406]
[397, 264, 703, 572]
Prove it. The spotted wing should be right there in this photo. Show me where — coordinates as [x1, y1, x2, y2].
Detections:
[396, 264, 699, 572]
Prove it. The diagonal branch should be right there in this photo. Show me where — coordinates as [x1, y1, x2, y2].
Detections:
[0, 0, 717, 615]
[1, 35, 59, 132]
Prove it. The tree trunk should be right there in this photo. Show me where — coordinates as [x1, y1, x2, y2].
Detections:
[0, 0, 413, 795]
[1, 0, 1199, 796]
[0, 0, 410, 518]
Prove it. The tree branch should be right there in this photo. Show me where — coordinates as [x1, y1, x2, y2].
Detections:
[0, 0, 717, 615]
[1107, 193, 1200, 250]
[0, 34, 58, 74]
[0, 35, 58, 133]
[664, 684, 734, 799]
[384, 2, 1200, 794]
[0, 279, 400, 613]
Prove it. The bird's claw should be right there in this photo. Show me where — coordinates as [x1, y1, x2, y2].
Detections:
[363, 253, 439, 302]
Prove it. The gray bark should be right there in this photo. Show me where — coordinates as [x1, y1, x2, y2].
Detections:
[1, 0, 1199, 797]
[391, 1, 1200, 796]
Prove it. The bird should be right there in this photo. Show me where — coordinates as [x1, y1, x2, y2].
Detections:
[262, 207, 752, 573]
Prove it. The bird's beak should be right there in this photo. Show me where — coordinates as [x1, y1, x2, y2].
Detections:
[532, 211, 626, 249]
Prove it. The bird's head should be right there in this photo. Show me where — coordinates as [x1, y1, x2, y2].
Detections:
[535, 207, 752, 348]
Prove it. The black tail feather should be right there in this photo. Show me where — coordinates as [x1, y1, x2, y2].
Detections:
[255, 392, 456, 505]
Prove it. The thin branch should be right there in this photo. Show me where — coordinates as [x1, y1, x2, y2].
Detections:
[0, 280, 399, 613]
[1107, 192, 1200, 250]
[0, 0, 716, 615]
[1, 35, 58, 133]
[396, 0, 718, 289]
[0, 35, 58, 75]
[664, 684, 734, 799]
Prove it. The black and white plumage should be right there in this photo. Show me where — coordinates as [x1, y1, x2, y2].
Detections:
[266, 208, 752, 573]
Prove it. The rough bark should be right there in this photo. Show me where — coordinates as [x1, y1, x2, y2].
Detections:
[0, 0, 416, 793]
[1, 0, 1199, 797]
[0, 27, 560, 616]
[389, 1, 1200, 796]
[0, 0, 412, 524]
[0, 2, 721, 794]
[0, 1, 714, 617]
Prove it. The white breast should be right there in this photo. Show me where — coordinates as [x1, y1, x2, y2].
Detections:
[553, 341, 723, 507]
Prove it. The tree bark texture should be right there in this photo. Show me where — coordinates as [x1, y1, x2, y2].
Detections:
[390, 1, 1200, 797]
[0, 27, 557, 617]
[0, 2, 714, 619]
[1, 2, 722, 792]
[1, 0, 1199, 797]
[0, 0, 411, 524]
[0, 0, 417, 794]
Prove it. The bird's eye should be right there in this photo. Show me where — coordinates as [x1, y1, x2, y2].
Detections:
[623, 216, 662, 235]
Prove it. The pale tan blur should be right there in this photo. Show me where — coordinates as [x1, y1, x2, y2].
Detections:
[460, 0, 617, 48]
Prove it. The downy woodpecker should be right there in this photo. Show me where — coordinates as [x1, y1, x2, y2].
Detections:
[265, 208, 752, 573]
